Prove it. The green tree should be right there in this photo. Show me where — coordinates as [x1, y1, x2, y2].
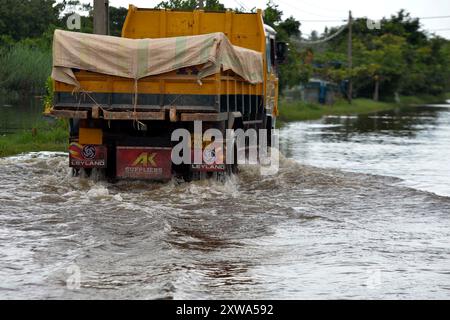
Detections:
[109, 6, 128, 36]
[156, 0, 225, 10]
[368, 34, 406, 100]
[279, 17, 301, 38]
[263, 1, 283, 28]
[316, 9, 450, 100]
[0, 0, 61, 42]
[263, 1, 307, 91]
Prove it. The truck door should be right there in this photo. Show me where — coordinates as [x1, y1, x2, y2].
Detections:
[265, 35, 279, 120]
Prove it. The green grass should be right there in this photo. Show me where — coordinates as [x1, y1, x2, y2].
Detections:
[278, 94, 449, 125]
[278, 98, 397, 124]
[0, 120, 68, 158]
[0, 43, 52, 93]
[397, 94, 447, 105]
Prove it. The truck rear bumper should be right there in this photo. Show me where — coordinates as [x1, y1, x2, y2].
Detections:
[116, 146, 173, 180]
[68, 144, 228, 180]
[51, 107, 230, 122]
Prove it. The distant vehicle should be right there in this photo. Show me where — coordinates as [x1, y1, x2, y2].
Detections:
[50, 6, 285, 181]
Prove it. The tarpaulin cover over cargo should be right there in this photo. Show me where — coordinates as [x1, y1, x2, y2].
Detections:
[51, 30, 264, 88]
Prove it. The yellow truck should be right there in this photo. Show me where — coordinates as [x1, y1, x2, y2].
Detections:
[50, 6, 285, 180]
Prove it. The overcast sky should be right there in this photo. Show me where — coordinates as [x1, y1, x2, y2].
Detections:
[87, 0, 450, 38]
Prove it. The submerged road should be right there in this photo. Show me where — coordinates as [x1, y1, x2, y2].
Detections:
[0, 104, 449, 299]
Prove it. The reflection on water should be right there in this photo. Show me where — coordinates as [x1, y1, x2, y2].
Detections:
[0, 94, 44, 134]
[280, 105, 450, 197]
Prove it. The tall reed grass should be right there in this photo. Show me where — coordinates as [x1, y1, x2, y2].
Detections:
[0, 43, 52, 94]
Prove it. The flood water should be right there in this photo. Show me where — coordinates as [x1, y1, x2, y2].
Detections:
[0, 104, 449, 299]
[0, 95, 44, 134]
[280, 104, 450, 197]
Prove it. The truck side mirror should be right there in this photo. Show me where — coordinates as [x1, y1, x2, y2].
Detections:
[276, 42, 288, 64]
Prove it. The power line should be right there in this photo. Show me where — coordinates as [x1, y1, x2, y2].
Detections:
[419, 15, 450, 20]
[293, 24, 348, 45]
[298, 15, 450, 25]
[300, 19, 347, 23]
[299, 15, 450, 23]
[293, 18, 450, 44]
[293, 0, 348, 15]
[271, 0, 450, 24]
[276, 0, 346, 20]
[232, 0, 248, 11]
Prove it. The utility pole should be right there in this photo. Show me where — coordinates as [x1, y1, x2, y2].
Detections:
[94, 0, 109, 35]
[347, 10, 353, 104]
[198, 0, 204, 9]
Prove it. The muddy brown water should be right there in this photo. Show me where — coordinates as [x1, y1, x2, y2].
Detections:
[0, 104, 449, 299]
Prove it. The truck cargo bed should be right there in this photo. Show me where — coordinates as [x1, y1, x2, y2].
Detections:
[53, 69, 265, 122]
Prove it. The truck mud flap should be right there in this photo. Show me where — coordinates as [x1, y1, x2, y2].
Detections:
[191, 164, 226, 172]
[116, 147, 172, 180]
[190, 148, 226, 172]
[69, 143, 107, 168]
